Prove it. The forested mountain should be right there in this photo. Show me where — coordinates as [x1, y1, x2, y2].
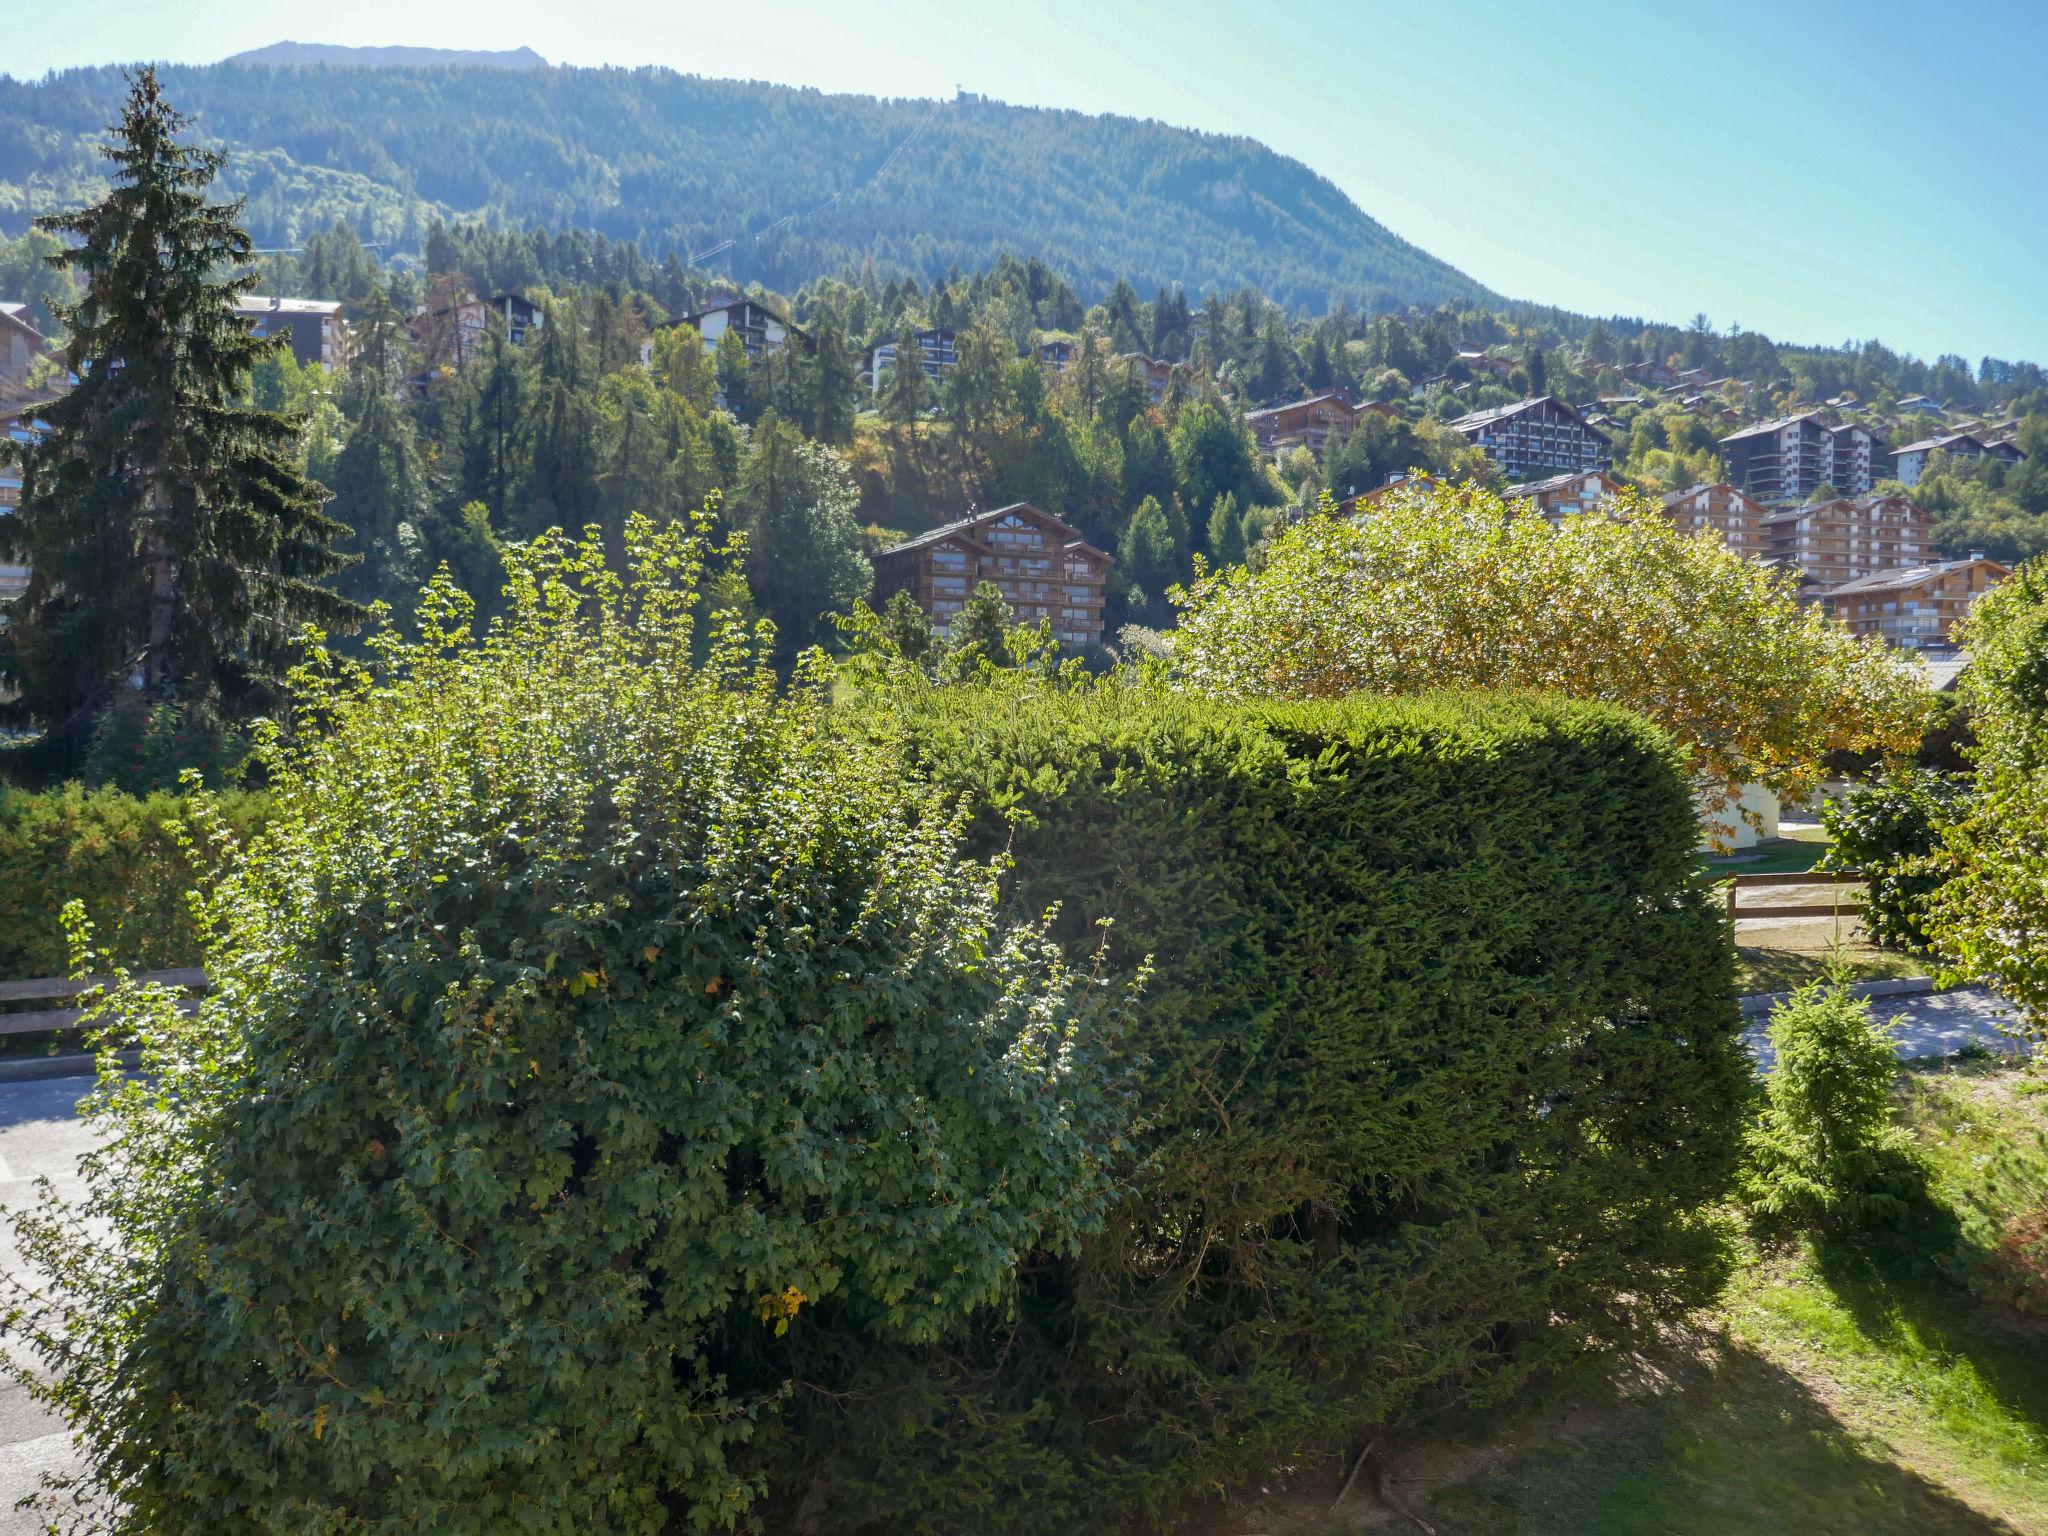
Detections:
[224, 43, 550, 70]
[0, 58, 1492, 313]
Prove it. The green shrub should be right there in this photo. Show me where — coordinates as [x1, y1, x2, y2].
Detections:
[0, 781, 269, 977]
[1817, 768, 1969, 951]
[778, 677, 1749, 1532]
[1744, 973, 1917, 1232]
[3, 520, 1125, 1534]
[1928, 562, 2048, 1032]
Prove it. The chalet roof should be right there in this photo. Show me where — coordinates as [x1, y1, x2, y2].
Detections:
[235, 295, 343, 316]
[1506, 470, 1618, 498]
[1719, 410, 1829, 445]
[0, 302, 41, 335]
[1243, 390, 1355, 423]
[1894, 431, 1983, 456]
[1446, 394, 1607, 440]
[876, 502, 1105, 563]
[678, 295, 805, 334]
[1662, 482, 1756, 508]
[1823, 558, 2009, 599]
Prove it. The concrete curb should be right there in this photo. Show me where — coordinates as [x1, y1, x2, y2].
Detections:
[1738, 975, 1942, 1018]
[0, 1048, 139, 1085]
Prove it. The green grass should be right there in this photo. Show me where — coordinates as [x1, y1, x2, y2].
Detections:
[1734, 921, 1928, 995]
[1706, 822, 1832, 877]
[1387, 1060, 2048, 1535]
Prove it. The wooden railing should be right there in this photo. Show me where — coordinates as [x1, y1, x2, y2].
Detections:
[0, 969, 207, 1035]
[1725, 870, 1864, 925]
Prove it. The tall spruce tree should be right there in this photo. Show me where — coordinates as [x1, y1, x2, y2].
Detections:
[328, 289, 433, 614]
[0, 69, 359, 768]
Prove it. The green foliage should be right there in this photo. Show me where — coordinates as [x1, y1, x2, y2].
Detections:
[0, 69, 361, 776]
[733, 413, 873, 657]
[0, 781, 269, 977]
[1817, 769, 1970, 951]
[1169, 482, 1930, 816]
[1743, 973, 1918, 1233]
[792, 678, 1748, 1532]
[0, 65, 1491, 314]
[2, 518, 1123, 1532]
[1927, 561, 2048, 1032]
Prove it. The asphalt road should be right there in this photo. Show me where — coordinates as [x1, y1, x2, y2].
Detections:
[0, 1076, 94, 1534]
[0, 987, 2032, 1521]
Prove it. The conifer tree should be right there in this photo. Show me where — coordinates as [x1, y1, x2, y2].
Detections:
[0, 69, 359, 769]
[328, 289, 433, 613]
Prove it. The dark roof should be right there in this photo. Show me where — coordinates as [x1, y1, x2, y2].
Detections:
[1823, 558, 2008, 598]
[877, 502, 1094, 560]
[1446, 394, 1607, 440]
[1893, 431, 1983, 456]
[1243, 390, 1355, 423]
[1719, 410, 1829, 445]
[1507, 470, 1618, 498]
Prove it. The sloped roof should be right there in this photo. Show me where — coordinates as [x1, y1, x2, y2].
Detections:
[1823, 558, 2008, 598]
[1447, 394, 1607, 440]
[1507, 469, 1619, 498]
[877, 502, 1099, 561]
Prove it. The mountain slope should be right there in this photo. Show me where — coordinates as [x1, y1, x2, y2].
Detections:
[0, 61, 1494, 311]
[224, 42, 550, 70]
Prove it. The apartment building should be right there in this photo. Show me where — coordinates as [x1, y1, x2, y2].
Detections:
[1243, 392, 1400, 455]
[1445, 395, 1609, 480]
[0, 304, 49, 393]
[408, 292, 544, 370]
[677, 296, 808, 360]
[1891, 430, 2028, 487]
[236, 296, 348, 369]
[1505, 469, 1622, 521]
[866, 328, 959, 395]
[1115, 351, 1180, 405]
[1658, 483, 1768, 560]
[0, 400, 55, 604]
[1820, 557, 2008, 651]
[871, 502, 1112, 651]
[1719, 411, 1884, 502]
[1761, 494, 1936, 587]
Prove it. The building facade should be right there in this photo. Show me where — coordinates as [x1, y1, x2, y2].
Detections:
[1891, 431, 2028, 487]
[408, 292, 544, 370]
[1505, 469, 1622, 521]
[871, 502, 1112, 651]
[0, 401, 55, 604]
[1446, 396, 1609, 480]
[677, 297, 807, 360]
[1761, 494, 1937, 587]
[866, 328, 960, 395]
[1820, 558, 2008, 650]
[1719, 411, 1883, 502]
[0, 304, 49, 393]
[236, 296, 348, 369]
[1243, 392, 1396, 455]
[1659, 483, 1768, 559]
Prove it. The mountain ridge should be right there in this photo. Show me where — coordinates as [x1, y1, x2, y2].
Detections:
[223, 42, 551, 70]
[0, 59, 1495, 313]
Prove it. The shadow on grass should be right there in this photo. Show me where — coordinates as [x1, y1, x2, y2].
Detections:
[1807, 1190, 2048, 1486]
[1413, 1334, 2028, 1535]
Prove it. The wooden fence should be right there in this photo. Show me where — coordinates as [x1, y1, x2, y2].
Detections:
[1725, 870, 1865, 925]
[0, 969, 207, 1035]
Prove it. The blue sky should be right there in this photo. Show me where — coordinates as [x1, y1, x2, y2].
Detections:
[17, 0, 2048, 364]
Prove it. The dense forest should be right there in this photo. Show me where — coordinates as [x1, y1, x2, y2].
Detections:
[0, 59, 1492, 313]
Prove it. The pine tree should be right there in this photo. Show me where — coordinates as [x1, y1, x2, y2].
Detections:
[1205, 492, 1247, 567]
[0, 69, 359, 769]
[806, 313, 858, 445]
[1118, 495, 1178, 626]
[879, 330, 932, 428]
[734, 412, 872, 659]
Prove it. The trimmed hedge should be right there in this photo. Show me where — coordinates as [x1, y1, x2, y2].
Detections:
[775, 686, 1749, 1532]
[0, 784, 270, 978]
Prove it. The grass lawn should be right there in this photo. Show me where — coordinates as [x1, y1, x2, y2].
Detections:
[1705, 822, 1934, 995]
[1391, 1059, 2048, 1535]
[1199, 1058, 2048, 1535]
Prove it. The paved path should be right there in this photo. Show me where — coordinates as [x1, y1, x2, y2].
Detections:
[1743, 984, 2034, 1069]
[0, 1077, 94, 1534]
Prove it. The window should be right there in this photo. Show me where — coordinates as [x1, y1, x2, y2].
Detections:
[932, 549, 967, 572]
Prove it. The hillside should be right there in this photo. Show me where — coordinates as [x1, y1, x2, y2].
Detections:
[0, 59, 1494, 312]
[223, 42, 550, 70]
